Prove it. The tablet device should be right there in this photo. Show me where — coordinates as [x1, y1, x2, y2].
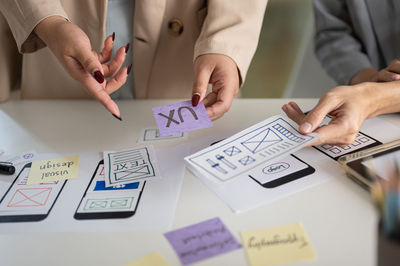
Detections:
[338, 139, 400, 191]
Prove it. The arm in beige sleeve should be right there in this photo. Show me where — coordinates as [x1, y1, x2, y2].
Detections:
[0, 0, 68, 53]
[194, 0, 268, 85]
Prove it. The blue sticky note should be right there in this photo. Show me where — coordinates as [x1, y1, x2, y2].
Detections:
[94, 180, 139, 191]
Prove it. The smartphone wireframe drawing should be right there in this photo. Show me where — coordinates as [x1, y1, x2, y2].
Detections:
[248, 154, 315, 188]
[0, 162, 67, 223]
[313, 131, 381, 160]
[74, 160, 146, 220]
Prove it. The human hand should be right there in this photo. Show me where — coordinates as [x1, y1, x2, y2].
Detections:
[192, 54, 240, 120]
[282, 84, 377, 146]
[34, 16, 131, 119]
[351, 60, 400, 85]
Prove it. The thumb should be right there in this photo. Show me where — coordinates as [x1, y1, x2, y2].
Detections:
[300, 96, 338, 134]
[75, 47, 105, 84]
[192, 60, 213, 107]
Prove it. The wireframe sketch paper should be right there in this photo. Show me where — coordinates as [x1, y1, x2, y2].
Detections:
[137, 128, 187, 143]
[241, 223, 316, 266]
[103, 146, 160, 187]
[0, 146, 187, 233]
[185, 115, 319, 183]
[164, 217, 241, 265]
[152, 100, 212, 137]
[185, 116, 398, 213]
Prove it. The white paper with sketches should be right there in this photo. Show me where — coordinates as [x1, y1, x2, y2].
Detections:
[185, 115, 319, 184]
[137, 128, 187, 143]
[103, 146, 161, 187]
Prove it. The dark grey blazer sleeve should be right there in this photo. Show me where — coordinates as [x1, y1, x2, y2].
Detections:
[314, 0, 372, 85]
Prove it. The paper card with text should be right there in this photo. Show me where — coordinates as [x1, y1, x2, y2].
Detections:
[27, 156, 80, 185]
[164, 217, 241, 265]
[241, 223, 316, 266]
[124, 252, 170, 266]
[137, 128, 187, 143]
[152, 100, 212, 137]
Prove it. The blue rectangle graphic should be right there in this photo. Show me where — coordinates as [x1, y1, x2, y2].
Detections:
[94, 181, 139, 191]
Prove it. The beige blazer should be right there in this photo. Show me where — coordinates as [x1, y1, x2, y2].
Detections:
[0, 0, 267, 101]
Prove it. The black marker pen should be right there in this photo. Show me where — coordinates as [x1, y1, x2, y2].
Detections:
[0, 162, 15, 175]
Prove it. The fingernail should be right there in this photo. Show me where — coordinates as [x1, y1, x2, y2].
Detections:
[125, 43, 130, 53]
[112, 32, 115, 41]
[127, 64, 132, 75]
[300, 122, 312, 133]
[394, 75, 400, 80]
[192, 93, 201, 107]
[94, 70, 104, 84]
[282, 105, 288, 112]
[112, 114, 122, 121]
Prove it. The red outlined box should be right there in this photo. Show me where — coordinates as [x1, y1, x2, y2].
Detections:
[7, 188, 52, 207]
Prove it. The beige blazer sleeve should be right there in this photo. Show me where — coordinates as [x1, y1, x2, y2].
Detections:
[194, 0, 268, 84]
[0, 0, 68, 53]
[0, 12, 21, 102]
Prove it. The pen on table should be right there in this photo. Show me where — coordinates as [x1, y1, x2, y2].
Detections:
[0, 162, 15, 175]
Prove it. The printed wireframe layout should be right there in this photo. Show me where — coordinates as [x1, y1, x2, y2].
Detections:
[314, 132, 381, 159]
[104, 146, 158, 187]
[186, 116, 317, 182]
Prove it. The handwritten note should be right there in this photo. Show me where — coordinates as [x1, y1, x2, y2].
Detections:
[103, 146, 160, 187]
[241, 223, 316, 266]
[124, 252, 170, 266]
[152, 100, 212, 137]
[27, 155, 80, 185]
[164, 217, 241, 265]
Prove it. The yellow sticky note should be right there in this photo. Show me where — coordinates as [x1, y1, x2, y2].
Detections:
[27, 156, 80, 185]
[241, 223, 316, 266]
[124, 252, 170, 266]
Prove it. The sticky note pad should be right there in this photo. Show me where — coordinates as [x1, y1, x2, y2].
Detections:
[27, 156, 80, 185]
[124, 252, 170, 266]
[164, 217, 241, 265]
[241, 223, 316, 266]
[152, 100, 212, 137]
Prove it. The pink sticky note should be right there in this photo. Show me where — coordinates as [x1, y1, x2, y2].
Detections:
[152, 100, 213, 137]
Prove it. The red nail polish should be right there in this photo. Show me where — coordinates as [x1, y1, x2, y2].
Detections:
[94, 71, 104, 84]
[192, 94, 200, 107]
[112, 32, 115, 41]
[112, 114, 122, 121]
[125, 43, 130, 53]
[127, 64, 132, 75]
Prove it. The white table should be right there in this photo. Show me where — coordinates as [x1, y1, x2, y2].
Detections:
[0, 99, 398, 266]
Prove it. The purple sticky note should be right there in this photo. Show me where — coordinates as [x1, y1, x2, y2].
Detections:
[164, 217, 242, 265]
[152, 100, 213, 137]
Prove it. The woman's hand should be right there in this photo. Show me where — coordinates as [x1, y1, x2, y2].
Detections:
[351, 60, 400, 85]
[282, 84, 379, 146]
[34, 16, 130, 119]
[191, 54, 240, 120]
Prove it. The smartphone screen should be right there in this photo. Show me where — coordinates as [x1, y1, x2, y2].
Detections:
[0, 163, 66, 222]
[74, 160, 145, 220]
[248, 154, 315, 188]
[314, 131, 381, 160]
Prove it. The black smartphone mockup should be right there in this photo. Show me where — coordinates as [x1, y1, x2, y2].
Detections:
[74, 160, 145, 220]
[0, 163, 67, 223]
[248, 154, 315, 188]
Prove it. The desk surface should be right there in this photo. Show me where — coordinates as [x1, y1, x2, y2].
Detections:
[1, 99, 399, 266]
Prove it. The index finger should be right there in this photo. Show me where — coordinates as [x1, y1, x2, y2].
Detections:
[82, 77, 121, 118]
